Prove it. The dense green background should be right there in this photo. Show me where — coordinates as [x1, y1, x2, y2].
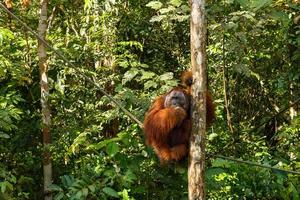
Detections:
[0, 0, 299, 199]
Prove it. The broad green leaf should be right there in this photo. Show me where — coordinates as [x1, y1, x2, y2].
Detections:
[296, 36, 300, 47]
[88, 185, 96, 193]
[0, 101, 7, 108]
[119, 189, 130, 200]
[0, 180, 9, 193]
[119, 60, 130, 68]
[150, 15, 166, 22]
[61, 175, 74, 187]
[140, 71, 156, 80]
[170, 0, 182, 7]
[171, 15, 189, 22]
[0, 28, 14, 44]
[236, 0, 272, 10]
[145, 1, 163, 10]
[82, 188, 88, 197]
[122, 69, 139, 85]
[144, 80, 158, 90]
[103, 187, 119, 198]
[160, 6, 175, 14]
[84, 0, 91, 10]
[0, 133, 10, 139]
[54, 192, 64, 200]
[208, 132, 218, 141]
[106, 142, 119, 156]
[86, 136, 122, 150]
[95, 139, 119, 151]
[288, 182, 299, 199]
[124, 169, 137, 183]
[159, 72, 174, 81]
[225, 21, 238, 30]
[243, 13, 256, 22]
[48, 184, 63, 192]
[236, 0, 249, 8]
[73, 191, 83, 200]
[0, 182, 6, 193]
[252, 0, 272, 11]
[6, 182, 12, 191]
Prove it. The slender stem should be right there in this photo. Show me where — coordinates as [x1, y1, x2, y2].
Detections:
[222, 34, 234, 133]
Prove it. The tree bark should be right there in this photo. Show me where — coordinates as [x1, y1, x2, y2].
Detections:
[188, 0, 206, 199]
[37, 0, 52, 199]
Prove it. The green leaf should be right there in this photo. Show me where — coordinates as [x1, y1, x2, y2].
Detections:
[146, 1, 163, 10]
[296, 36, 300, 47]
[0, 181, 13, 193]
[0, 182, 6, 193]
[61, 175, 74, 187]
[73, 191, 83, 199]
[82, 188, 88, 197]
[124, 169, 137, 183]
[206, 168, 226, 178]
[211, 158, 231, 168]
[159, 72, 174, 81]
[0, 133, 10, 139]
[6, 181, 13, 191]
[170, 15, 189, 22]
[119, 60, 130, 68]
[236, 0, 249, 8]
[0, 28, 14, 44]
[144, 80, 158, 90]
[86, 137, 121, 150]
[170, 0, 182, 7]
[288, 182, 299, 199]
[251, 0, 272, 11]
[54, 192, 64, 200]
[208, 133, 218, 141]
[103, 187, 119, 198]
[150, 15, 167, 22]
[88, 185, 96, 193]
[140, 71, 156, 80]
[122, 69, 139, 85]
[270, 11, 290, 27]
[159, 6, 175, 14]
[236, 0, 272, 10]
[84, 0, 91, 10]
[119, 189, 130, 200]
[0, 101, 7, 108]
[106, 142, 119, 156]
[48, 184, 63, 192]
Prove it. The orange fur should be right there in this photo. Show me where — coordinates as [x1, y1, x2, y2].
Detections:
[143, 71, 215, 163]
[180, 70, 215, 126]
[154, 144, 187, 162]
[143, 89, 191, 162]
[181, 71, 193, 87]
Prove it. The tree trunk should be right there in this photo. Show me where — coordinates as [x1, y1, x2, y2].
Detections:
[38, 0, 52, 199]
[188, 0, 206, 200]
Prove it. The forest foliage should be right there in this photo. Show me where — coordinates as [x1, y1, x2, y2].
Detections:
[0, 0, 299, 199]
